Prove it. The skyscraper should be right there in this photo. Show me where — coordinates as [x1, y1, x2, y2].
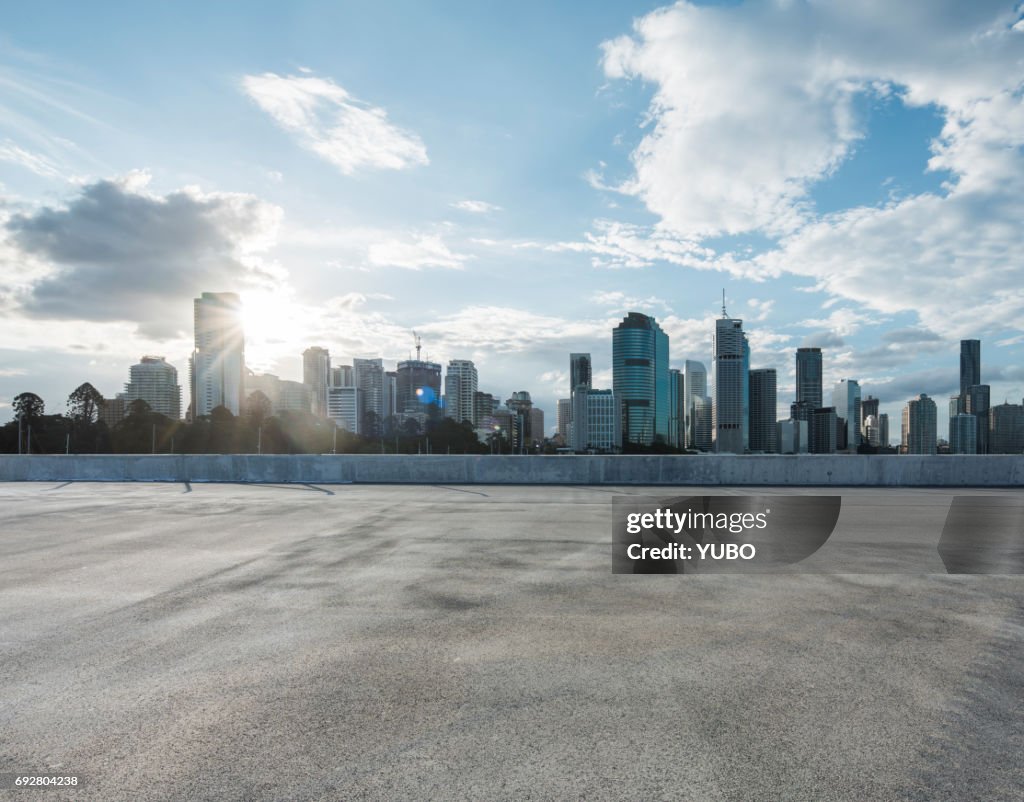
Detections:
[692, 396, 713, 452]
[570, 389, 620, 452]
[713, 314, 748, 454]
[669, 368, 684, 449]
[809, 407, 837, 454]
[556, 398, 571, 441]
[396, 359, 443, 417]
[966, 384, 991, 455]
[302, 347, 331, 418]
[569, 353, 592, 445]
[960, 339, 981, 400]
[191, 292, 244, 418]
[902, 394, 937, 455]
[860, 395, 879, 441]
[989, 403, 1024, 454]
[612, 313, 670, 447]
[683, 360, 707, 450]
[124, 356, 181, 420]
[444, 359, 478, 425]
[832, 379, 861, 451]
[949, 414, 978, 454]
[790, 346, 823, 424]
[353, 358, 385, 431]
[748, 368, 778, 453]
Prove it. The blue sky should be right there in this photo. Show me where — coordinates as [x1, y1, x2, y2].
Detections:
[2, 0, 1024, 441]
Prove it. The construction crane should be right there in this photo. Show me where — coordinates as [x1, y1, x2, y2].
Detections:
[412, 331, 422, 361]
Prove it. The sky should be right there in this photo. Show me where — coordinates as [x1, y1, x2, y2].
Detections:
[2, 0, 1024, 442]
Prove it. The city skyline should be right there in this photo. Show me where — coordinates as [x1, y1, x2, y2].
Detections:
[2, 2, 1024, 436]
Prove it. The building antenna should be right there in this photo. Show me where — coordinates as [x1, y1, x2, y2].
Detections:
[721, 289, 727, 318]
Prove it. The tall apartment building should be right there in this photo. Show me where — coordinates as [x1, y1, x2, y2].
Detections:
[352, 358, 384, 427]
[692, 395, 713, 452]
[124, 356, 181, 419]
[556, 398, 571, 441]
[327, 386, 364, 435]
[302, 347, 331, 418]
[444, 360, 478, 425]
[902, 394, 938, 455]
[191, 292, 245, 418]
[570, 388, 621, 453]
[748, 368, 778, 453]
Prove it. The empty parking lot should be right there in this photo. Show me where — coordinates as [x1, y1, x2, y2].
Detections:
[1, 482, 1022, 801]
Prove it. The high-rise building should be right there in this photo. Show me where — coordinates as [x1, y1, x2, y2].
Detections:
[902, 394, 937, 455]
[960, 339, 981, 400]
[832, 379, 861, 451]
[98, 396, 127, 429]
[569, 353, 592, 446]
[669, 368, 684, 449]
[860, 395, 879, 436]
[327, 386, 364, 435]
[570, 389, 621, 452]
[612, 313, 670, 447]
[302, 347, 331, 417]
[692, 396, 713, 452]
[444, 360, 478, 425]
[966, 384, 990, 454]
[528, 408, 545, 446]
[795, 347, 823, 410]
[383, 371, 398, 421]
[713, 314, 748, 453]
[124, 356, 181, 419]
[878, 413, 890, 448]
[245, 372, 311, 416]
[777, 418, 808, 454]
[331, 365, 353, 388]
[396, 359, 442, 419]
[683, 360, 707, 449]
[748, 368, 778, 453]
[809, 407, 837, 454]
[191, 292, 245, 418]
[949, 414, 978, 454]
[862, 415, 881, 448]
[556, 398, 571, 441]
[353, 358, 385, 432]
[989, 403, 1024, 454]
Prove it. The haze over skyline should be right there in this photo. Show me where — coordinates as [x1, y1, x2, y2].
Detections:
[2, 0, 1024, 433]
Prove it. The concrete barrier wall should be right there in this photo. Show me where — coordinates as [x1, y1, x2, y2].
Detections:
[0, 454, 1022, 486]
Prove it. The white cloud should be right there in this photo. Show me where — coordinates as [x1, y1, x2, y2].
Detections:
[241, 72, 428, 174]
[596, 1, 1024, 338]
[450, 200, 501, 214]
[0, 140, 63, 178]
[548, 219, 717, 271]
[367, 233, 468, 270]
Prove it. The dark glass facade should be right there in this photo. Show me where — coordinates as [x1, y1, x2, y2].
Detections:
[612, 313, 670, 447]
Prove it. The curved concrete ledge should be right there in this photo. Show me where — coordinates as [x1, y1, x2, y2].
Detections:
[1, 454, 1023, 486]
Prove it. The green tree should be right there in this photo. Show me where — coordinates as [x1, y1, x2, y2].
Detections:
[13, 392, 45, 422]
[67, 383, 104, 423]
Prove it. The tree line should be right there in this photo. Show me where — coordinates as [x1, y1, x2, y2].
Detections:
[0, 383, 498, 455]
